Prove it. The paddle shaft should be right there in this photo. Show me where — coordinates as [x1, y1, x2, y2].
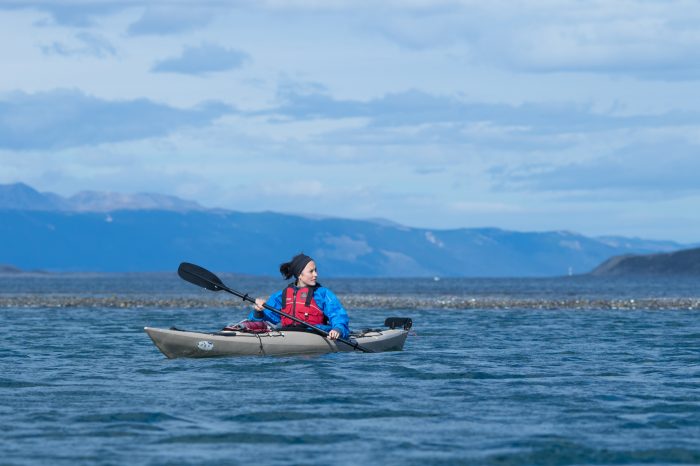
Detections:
[185, 268, 374, 353]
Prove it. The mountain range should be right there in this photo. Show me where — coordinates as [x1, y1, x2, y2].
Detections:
[0, 182, 204, 212]
[0, 182, 695, 277]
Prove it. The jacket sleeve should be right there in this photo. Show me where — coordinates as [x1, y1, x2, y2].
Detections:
[247, 290, 282, 325]
[316, 288, 350, 339]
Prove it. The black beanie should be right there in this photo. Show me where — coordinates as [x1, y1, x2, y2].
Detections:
[290, 254, 313, 278]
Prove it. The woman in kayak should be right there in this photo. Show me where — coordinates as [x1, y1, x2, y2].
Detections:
[249, 253, 350, 340]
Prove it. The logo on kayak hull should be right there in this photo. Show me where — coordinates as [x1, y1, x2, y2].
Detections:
[197, 340, 214, 351]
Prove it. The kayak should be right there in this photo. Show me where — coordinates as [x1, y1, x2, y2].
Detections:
[155, 263, 413, 358]
[144, 324, 411, 358]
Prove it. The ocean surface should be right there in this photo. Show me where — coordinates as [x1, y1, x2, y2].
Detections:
[1, 273, 699, 465]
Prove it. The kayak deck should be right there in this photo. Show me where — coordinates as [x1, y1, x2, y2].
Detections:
[144, 326, 409, 358]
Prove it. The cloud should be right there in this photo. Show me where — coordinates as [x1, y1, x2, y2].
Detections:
[8, 1, 700, 81]
[497, 139, 700, 195]
[0, 1, 219, 31]
[347, 1, 700, 81]
[491, 13, 700, 81]
[220, 2, 700, 82]
[0, 89, 234, 150]
[127, 5, 217, 35]
[265, 87, 700, 134]
[40, 32, 116, 57]
[152, 43, 251, 76]
[0, 1, 126, 27]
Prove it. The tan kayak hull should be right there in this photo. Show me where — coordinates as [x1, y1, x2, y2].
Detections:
[144, 327, 409, 358]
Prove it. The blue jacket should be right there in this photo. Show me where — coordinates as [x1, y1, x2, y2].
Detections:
[247, 286, 350, 339]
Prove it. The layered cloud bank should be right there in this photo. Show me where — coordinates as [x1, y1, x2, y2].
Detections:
[1, 1, 699, 241]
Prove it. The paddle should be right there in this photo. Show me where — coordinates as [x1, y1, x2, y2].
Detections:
[177, 262, 374, 353]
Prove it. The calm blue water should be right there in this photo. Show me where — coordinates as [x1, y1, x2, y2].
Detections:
[1, 275, 700, 465]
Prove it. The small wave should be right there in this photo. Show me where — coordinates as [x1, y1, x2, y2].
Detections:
[157, 431, 357, 445]
[478, 442, 700, 466]
[222, 411, 315, 423]
[334, 409, 436, 420]
[73, 411, 186, 424]
[0, 378, 52, 388]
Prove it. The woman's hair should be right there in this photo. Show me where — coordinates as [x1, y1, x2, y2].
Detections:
[280, 253, 313, 280]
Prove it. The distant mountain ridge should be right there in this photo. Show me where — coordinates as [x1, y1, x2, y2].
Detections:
[591, 247, 700, 276]
[0, 182, 204, 212]
[0, 182, 695, 277]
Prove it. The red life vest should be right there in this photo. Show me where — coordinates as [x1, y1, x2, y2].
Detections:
[280, 285, 327, 326]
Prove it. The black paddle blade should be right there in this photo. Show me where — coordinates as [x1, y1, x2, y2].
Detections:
[385, 317, 412, 330]
[178, 262, 225, 292]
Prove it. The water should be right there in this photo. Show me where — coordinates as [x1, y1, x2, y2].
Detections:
[1, 274, 699, 465]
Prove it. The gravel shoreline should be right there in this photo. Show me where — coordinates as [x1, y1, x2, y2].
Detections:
[1, 294, 699, 310]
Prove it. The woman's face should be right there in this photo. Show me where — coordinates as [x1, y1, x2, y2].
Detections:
[297, 260, 318, 287]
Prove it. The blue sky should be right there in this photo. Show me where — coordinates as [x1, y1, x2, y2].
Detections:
[1, 1, 699, 242]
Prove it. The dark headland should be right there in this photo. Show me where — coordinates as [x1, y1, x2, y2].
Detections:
[0, 264, 23, 274]
[591, 247, 700, 276]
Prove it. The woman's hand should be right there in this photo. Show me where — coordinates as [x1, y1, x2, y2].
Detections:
[328, 329, 340, 340]
[253, 298, 265, 311]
